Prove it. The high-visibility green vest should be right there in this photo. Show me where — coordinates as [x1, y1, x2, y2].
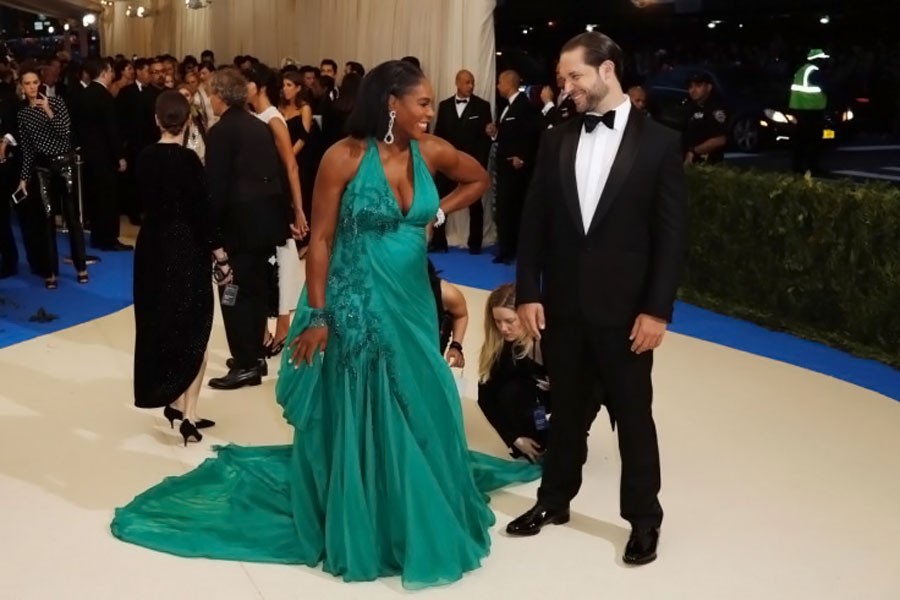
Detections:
[789, 63, 826, 110]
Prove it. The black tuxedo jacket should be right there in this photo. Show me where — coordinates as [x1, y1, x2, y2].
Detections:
[116, 83, 160, 154]
[75, 81, 124, 167]
[496, 93, 541, 166]
[433, 94, 492, 167]
[516, 109, 688, 327]
[205, 105, 289, 253]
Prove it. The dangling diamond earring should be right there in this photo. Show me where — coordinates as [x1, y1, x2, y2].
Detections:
[384, 110, 396, 145]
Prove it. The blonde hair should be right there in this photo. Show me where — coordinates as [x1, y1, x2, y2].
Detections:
[478, 283, 532, 382]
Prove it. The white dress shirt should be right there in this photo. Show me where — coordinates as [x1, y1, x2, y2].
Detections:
[454, 96, 469, 118]
[499, 91, 520, 122]
[575, 96, 632, 232]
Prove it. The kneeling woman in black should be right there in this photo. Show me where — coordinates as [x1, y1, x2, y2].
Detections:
[478, 283, 551, 463]
[132, 91, 230, 445]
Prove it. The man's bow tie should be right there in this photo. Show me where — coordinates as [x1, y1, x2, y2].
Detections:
[583, 111, 616, 133]
[455, 98, 469, 104]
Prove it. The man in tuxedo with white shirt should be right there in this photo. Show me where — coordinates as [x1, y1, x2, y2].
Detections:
[508, 32, 688, 567]
[431, 69, 492, 253]
[489, 69, 540, 264]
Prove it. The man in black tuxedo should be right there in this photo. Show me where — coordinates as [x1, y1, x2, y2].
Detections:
[205, 68, 290, 390]
[77, 57, 130, 251]
[507, 32, 688, 567]
[431, 69, 492, 253]
[489, 69, 540, 264]
[116, 58, 160, 224]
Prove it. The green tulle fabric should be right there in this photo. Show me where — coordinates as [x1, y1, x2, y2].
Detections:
[111, 139, 542, 589]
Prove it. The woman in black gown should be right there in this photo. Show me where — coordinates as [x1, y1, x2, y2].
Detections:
[280, 71, 322, 255]
[133, 91, 231, 445]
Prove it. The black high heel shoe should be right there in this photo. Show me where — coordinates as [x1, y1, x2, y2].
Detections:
[179, 420, 202, 446]
[164, 405, 215, 429]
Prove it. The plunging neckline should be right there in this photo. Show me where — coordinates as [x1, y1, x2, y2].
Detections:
[370, 138, 416, 219]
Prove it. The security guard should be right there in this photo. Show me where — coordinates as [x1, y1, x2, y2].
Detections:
[788, 48, 829, 174]
[683, 71, 728, 165]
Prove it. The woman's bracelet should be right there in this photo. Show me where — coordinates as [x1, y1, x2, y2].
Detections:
[434, 208, 446, 228]
[308, 308, 330, 328]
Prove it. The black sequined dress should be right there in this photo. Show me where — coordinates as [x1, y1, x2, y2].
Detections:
[133, 143, 217, 408]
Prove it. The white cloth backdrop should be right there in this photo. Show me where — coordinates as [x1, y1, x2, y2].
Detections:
[101, 0, 496, 248]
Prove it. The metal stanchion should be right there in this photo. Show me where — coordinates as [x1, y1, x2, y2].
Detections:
[63, 150, 100, 265]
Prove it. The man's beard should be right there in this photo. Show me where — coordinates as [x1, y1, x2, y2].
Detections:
[581, 82, 607, 113]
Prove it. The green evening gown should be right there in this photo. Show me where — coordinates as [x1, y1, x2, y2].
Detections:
[111, 138, 542, 589]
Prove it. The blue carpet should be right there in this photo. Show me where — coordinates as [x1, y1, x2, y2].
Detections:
[430, 248, 900, 401]
[0, 229, 134, 348]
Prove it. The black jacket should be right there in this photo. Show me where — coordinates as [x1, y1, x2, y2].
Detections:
[205, 106, 289, 253]
[516, 110, 688, 327]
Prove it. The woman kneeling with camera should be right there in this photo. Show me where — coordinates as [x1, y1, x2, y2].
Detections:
[478, 283, 551, 463]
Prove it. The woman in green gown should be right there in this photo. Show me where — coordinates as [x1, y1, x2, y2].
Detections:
[111, 60, 541, 590]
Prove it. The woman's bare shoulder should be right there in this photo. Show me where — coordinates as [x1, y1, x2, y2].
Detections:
[319, 137, 368, 180]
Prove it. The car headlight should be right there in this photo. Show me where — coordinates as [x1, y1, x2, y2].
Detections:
[764, 109, 792, 123]
[842, 109, 854, 122]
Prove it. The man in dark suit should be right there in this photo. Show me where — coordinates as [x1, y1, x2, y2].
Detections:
[116, 58, 160, 223]
[76, 57, 129, 251]
[489, 69, 540, 264]
[507, 32, 688, 567]
[205, 68, 290, 390]
[431, 69, 492, 253]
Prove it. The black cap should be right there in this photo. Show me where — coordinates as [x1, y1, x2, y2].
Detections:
[688, 71, 713, 85]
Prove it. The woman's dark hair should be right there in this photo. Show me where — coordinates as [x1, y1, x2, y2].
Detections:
[331, 72, 361, 114]
[560, 31, 624, 82]
[281, 71, 314, 108]
[113, 58, 132, 81]
[346, 61, 424, 140]
[345, 61, 365, 76]
[243, 62, 280, 107]
[155, 89, 191, 135]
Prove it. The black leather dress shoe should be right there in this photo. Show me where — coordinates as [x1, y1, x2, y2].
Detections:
[225, 357, 268, 376]
[623, 527, 660, 565]
[208, 367, 262, 390]
[506, 504, 570, 537]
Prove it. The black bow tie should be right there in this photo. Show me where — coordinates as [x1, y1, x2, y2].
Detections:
[456, 98, 468, 104]
[583, 111, 616, 133]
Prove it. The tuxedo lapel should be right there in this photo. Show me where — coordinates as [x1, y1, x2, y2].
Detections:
[559, 119, 582, 233]
[586, 109, 643, 236]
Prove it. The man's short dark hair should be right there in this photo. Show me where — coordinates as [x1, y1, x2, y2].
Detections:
[299, 65, 320, 78]
[134, 58, 150, 71]
[320, 58, 337, 71]
[560, 31, 624, 82]
[83, 57, 111, 80]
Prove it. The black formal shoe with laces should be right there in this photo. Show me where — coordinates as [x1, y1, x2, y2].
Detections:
[208, 367, 262, 390]
[506, 503, 570, 537]
[225, 357, 268, 376]
[623, 527, 660, 565]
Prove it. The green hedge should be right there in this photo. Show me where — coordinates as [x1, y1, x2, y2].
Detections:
[680, 166, 900, 368]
